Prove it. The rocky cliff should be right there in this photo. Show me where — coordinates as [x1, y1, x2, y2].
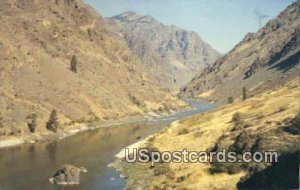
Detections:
[106, 12, 220, 93]
[181, 1, 300, 104]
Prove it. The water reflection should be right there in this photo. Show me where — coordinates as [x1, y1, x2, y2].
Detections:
[0, 101, 213, 190]
[27, 145, 36, 160]
[46, 142, 57, 164]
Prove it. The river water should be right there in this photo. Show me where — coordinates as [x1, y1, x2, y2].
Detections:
[0, 100, 213, 190]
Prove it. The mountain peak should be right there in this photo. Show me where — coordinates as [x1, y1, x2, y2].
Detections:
[108, 11, 220, 92]
[112, 11, 142, 22]
[112, 11, 157, 23]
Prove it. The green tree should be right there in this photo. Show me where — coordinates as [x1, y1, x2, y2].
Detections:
[46, 110, 59, 132]
[228, 97, 234, 104]
[242, 87, 247, 100]
[27, 113, 37, 133]
[70, 55, 77, 73]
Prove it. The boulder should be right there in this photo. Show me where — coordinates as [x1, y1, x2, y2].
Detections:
[49, 164, 87, 185]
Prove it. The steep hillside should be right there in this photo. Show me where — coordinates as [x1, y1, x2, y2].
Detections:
[181, 2, 300, 104]
[117, 78, 299, 190]
[106, 12, 220, 93]
[0, 0, 185, 136]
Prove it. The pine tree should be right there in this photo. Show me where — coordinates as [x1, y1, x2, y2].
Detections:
[70, 55, 77, 73]
[27, 113, 37, 133]
[242, 87, 247, 100]
[46, 110, 59, 132]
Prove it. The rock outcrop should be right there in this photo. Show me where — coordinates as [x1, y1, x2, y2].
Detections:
[49, 165, 87, 185]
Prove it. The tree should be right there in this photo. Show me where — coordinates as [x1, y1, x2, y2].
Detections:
[0, 113, 3, 129]
[70, 55, 77, 73]
[228, 97, 234, 104]
[295, 112, 300, 129]
[0, 113, 5, 136]
[27, 113, 37, 133]
[243, 87, 247, 100]
[46, 110, 59, 132]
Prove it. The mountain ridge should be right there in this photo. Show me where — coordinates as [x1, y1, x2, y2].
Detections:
[180, 1, 300, 103]
[106, 12, 221, 93]
[0, 0, 185, 136]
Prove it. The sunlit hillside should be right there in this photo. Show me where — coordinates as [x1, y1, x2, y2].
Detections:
[119, 78, 299, 189]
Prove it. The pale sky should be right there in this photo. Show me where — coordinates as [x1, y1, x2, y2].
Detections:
[84, 0, 293, 54]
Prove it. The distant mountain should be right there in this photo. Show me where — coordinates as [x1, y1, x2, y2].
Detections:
[106, 12, 220, 93]
[180, 1, 300, 103]
[0, 0, 185, 135]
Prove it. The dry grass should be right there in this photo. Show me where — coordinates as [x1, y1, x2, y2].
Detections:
[124, 78, 299, 189]
[197, 90, 214, 98]
[0, 1, 186, 136]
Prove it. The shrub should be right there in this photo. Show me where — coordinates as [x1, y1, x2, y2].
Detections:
[153, 163, 171, 176]
[256, 113, 264, 119]
[166, 172, 176, 180]
[194, 130, 205, 138]
[231, 113, 251, 131]
[295, 112, 300, 129]
[0, 114, 3, 129]
[27, 113, 37, 133]
[0, 115, 4, 135]
[140, 146, 161, 162]
[242, 87, 247, 100]
[278, 106, 287, 112]
[87, 29, 92, 40]
[176, 175, 188, 183]
[46, 110, 59, 132]
[178, 128, 189, 135]
[228, 97, 234, 104]
[232, 122, 249, 131]
[210, 162, 242, 175]
[9, 126, 21, 136]
[148, 136, 155, 142]
[232, 112, 242, 123]
[70, 55, 77, 73]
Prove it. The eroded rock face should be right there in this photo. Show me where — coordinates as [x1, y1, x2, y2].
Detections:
[106, 12, 220, 93]
[49, 165, 87, 185]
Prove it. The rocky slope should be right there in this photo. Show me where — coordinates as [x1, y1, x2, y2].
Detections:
[181, 1, 300, 104]
[0, 0, 186, 136]
[117, 78, 299, 190]
[106, 12, 220, 93]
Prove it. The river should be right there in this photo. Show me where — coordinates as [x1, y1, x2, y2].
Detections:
[0, 100, 213, 190]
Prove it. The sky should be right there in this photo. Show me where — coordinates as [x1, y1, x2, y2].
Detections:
[84, 0, 293, 54]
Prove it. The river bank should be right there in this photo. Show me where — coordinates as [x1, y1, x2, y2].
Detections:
[0, 100, 214, 190]
[0, 123, 90, 149]
[0, 107, 190, 149]
[112, 79, 300, 189]
[109, 101, 215, 188]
